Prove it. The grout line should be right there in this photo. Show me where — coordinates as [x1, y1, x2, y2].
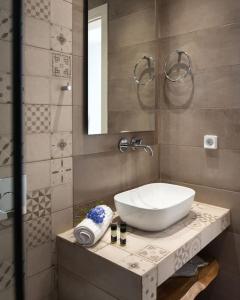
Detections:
[159, 143, 240, 152]
[158, 21, 240, 41]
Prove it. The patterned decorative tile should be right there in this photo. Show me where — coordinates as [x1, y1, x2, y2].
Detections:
[51, 157, 72, 186]
[24, 0, 50, 21]
[26, 215, 51, 248]
[0, 260, 14, 291]
[221, 213, 230, 231]
[51, 24, 72, 54]
[174, 235, 202, 271]
[0, 73, 11, 103]
[25, 105, 50, 133]
[118, 254, 155, 276]
[51, 132, 72, 158]
[0, 135, 12, 166]
[25, 187, 51, 221]
[52, 52, 71, 78]
[0, 9, 12, 41]
[137, 245, 169, 263]
[142, 268, 158, 300]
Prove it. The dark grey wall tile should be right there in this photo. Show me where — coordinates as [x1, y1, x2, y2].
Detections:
[158, 23, 240, 73]
[158, 0, 240, 38]
[162, 181, 240, 235]
[73, 106, 156, 156]
[203, 231, 240, 277]
[160, 108, 240, 150]
[109, 0, 154, 20]
[59, 266, 117, 300]
[109, 8, 156, 51]
[109, 41, 157, 79]
[160, 65, 240, 109]
[108, 110, 155, 134]
[160, 144, 240, 192]
[108, 79, 155, 112]
[73, 146, 159, 209]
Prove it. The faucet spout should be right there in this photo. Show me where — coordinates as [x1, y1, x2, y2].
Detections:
[118, 137, 154, 156]
[132, 144, 154, 156]
[131, 138, 154, 156]
[144, 145, 154, 156]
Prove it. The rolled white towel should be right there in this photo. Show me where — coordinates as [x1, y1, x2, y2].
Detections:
[74, 205, 113, 247]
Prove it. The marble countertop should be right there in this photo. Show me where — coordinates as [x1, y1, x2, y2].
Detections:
[58, 201, 230, 300]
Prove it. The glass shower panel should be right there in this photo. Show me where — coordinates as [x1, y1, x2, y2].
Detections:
[0, 0, 15, 299]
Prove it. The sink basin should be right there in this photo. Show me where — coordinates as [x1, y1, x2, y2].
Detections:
[114, 183, 195, 231]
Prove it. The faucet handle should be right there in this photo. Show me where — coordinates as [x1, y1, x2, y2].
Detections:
[119, 138, 130, 153]
[131, 137, 143, 146]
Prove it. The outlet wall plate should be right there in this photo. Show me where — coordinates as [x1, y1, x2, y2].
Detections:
[204, 135, 218, 150]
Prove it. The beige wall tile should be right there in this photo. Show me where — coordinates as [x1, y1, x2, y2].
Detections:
[51, 24, 72, 54]
[25, 134, 51, 162]
[0, 104, 11, 135]
[51, 157, 73, 186]
[51, 0, 72, 29]
[24, 76, 50, 105]
[51, 78, 72, 105]
[0, 165, 11, 179]
[52, 183, 73, 212]
[0, 0, 11, 10]
[26, 242, 52, 276]
[0, 41, 11, 73]
[26, 268, 53, 300]
[24, 16, 50, 49]
[25, 160, 51, 191]
[51, 132, 72, 158]
[0, 287, 14, 300]
[51, 106, 72, 132]
[24, 46, 50, 77]
[0, 227, 13, 261]
[52, 207, 73, 239]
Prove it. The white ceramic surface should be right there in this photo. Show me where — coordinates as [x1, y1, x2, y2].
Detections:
[114, 183, 195, 231]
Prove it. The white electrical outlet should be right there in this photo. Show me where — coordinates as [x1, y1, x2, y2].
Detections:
[0, 175, 27, 221]
[204, 135, 218, 150]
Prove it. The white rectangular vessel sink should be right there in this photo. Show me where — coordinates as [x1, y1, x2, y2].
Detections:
[114, 183, 195, 231]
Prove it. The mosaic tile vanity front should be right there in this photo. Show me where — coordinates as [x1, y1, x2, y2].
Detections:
[58, 202, 230, 300]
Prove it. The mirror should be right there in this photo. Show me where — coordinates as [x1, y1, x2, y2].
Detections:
[87, 0, 156, 135]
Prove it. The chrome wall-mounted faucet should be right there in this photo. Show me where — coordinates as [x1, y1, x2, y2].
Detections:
[118, 137, 153, 156]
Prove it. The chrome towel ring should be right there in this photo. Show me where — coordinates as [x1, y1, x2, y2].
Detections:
[133, 55, 155, 86]
[164, 50, 192, 82]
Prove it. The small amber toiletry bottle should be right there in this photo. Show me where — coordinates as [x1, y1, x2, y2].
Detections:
[111, 223, 117, 244]
[120, 222, 127, 246]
